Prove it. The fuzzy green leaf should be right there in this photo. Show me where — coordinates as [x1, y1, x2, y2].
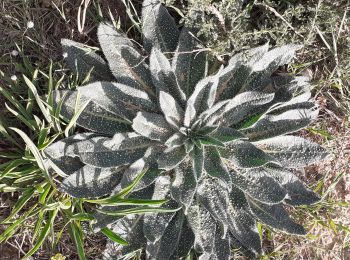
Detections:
[222, 91, 275, 127]
[216, 43, 269, 100]
[187, 204, 216, 254]
[97, 23, 155, 96]
[231, 168, 287, 204]
[61, 39, 113, 81]
[143, 176, 178, 242]
[242, 105, 318, 141]
[272, 92, 313, 111]
[272, 76, 311, 103]
[221, 140, 277, 168]
[192, 146, 204, 180]
[165, 133, 186, 148]
[209, 126, 246, 143]
[248, 198, 306, 235]
[254, 135, 329, 168]
[199, 136, 225, 147]
[184, 76, 219, 127]
[206, 228, 231, 260]
[45, 133, 97, 159]
[197, 178, 261, 254]
[157, 146, 187, 171]
[196, 100, 229, 126]
[252, 45, 301, 72]
[132, 111, 173, 142]
[204, 146, 232, 185]
[244, 45, 302, 92]
[265, 165, 320, 205]
[159, 91, 184, 128]
[188, 203, 230, 260]
[61, 165, 123, 198]
[146, 210, 194, 259]
[150, 48, 186, 104]
[78, 81, 158, 121]
[173, 28, 207, 96]
[171, 159, 197, 212]
[52, 90, 131, 135]
[169, 214, 195, 259]
[142, 0, 179, 53]
[64, 133, 153, 167]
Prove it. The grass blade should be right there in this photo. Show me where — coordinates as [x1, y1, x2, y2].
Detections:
[0, 85, 33, 124]
[71, 213, 95, 221]
[86, 198, 166, 206]
[9, 127, 55, 187]
[0, 204, 38, 243]
[101, 227, 128, 246]
[1, 187, 35, 224]
[114, 169, 148, 198]
[69, 221, 87, 260]
[0, 118, 21, 148]
[0, 158, 27, 180]
[32, 211, 45, 242]
[97, 206, 181, 216]
[5, 103, 37, 131]
[23, 74, 53, 125]
[23, 208, 58, 259]
[64, 95, 91, 137]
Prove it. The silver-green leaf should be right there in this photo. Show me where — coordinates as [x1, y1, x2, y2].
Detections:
[97, 23, 155, 96]
[142, 0, 179, 53]
[159, 91, 184, 128]
[184, 76, 219, 127]
[78, 81, 158, 121]
[215, 43, 269, 100]
[146, 210, 194, 259]
[171, 158, 197, 212]
[132, 111, 173, 142]
[222, 91, 275, 127]
[61, 39, 113, 81]
[61, 165, 123, 199]
[52, 90, 131, 135]
[248, 197, 305, 235]
[204, 146, 232, 186]
[157, 146, 187, 171]
[173, 28, 207, 96]
[150, 48, 186, 104]
[64, 133, 153, 167]
[242, 104, 318, 141]
[254, 135, 329, 168]
[265, 165, 320, 205]
[231, 168, 287, 204]
[197, 178, 261, 254]
[221, 140, 277, 168]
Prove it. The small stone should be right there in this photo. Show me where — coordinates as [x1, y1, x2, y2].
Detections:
[11, 50, 19, 56]
[27, 21, 34, 29]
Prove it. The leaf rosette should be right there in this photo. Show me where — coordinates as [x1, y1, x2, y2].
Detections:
[45, 0, 329, 258]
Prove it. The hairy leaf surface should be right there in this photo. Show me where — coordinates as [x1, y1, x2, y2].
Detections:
[254, 136, 328, 168]
[142, 0, 179, 53]
[61, 165, 123, 198]
[61, 39, 113, 81]
[98, 23, 155, 96]
[173, 28, 207, 96]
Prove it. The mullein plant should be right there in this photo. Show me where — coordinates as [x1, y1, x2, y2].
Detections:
[44, 0, 329, 258]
